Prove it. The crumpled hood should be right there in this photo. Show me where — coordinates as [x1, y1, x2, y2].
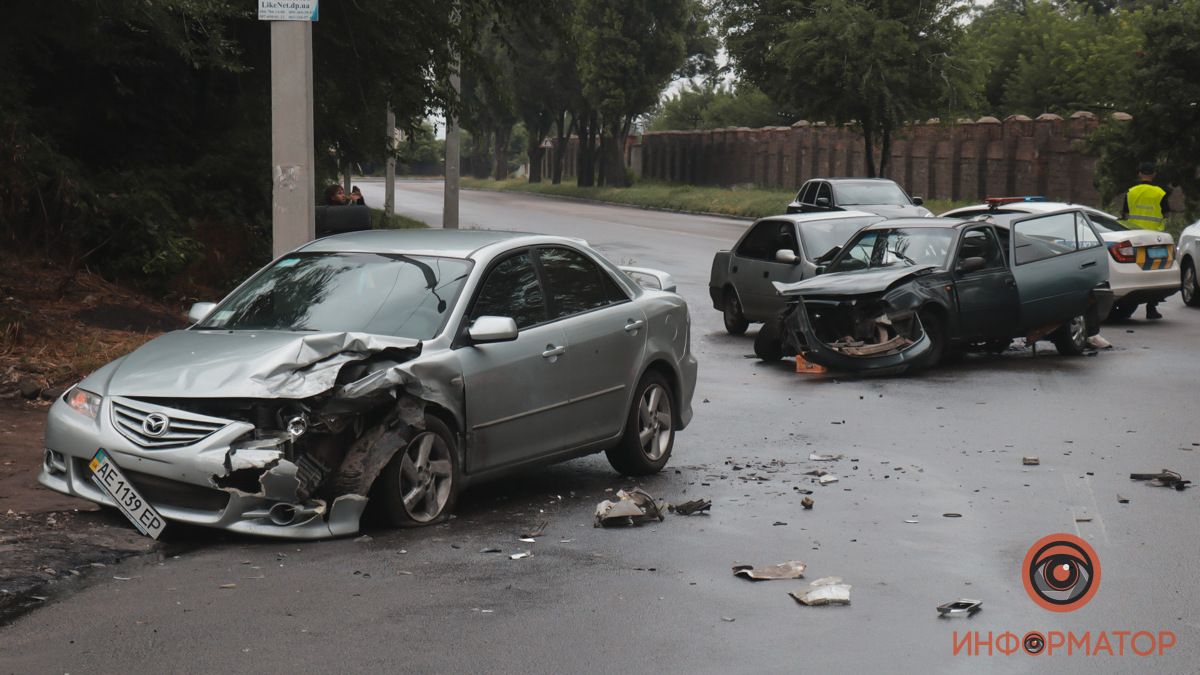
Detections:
[93, 330, 422, 399]
[774, 265, 937, 297]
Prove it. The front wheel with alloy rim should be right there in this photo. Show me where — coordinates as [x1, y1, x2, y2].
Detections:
[723, 289, 749, 335]
[917, 310, 945, 369]
[1183, 260, 1200, 307]
[1052, 314, 1088, 355]
[376, 415, 459, 527]
[606, 372, 674, 476]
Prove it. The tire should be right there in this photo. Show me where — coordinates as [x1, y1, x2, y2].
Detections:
[917, 309, 945, 369]
[1105, 300, 1137, 321]
[606, 372, 674, 476]
[1052, 314, 1088, 356]
[723, 289, 749, 335]
[753, 320, 783, 362]
[375, 415, 459, 527]
[1183, 260, 1200, 307]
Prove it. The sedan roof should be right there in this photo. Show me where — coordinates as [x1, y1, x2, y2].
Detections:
[298, 229, 566, 259]
[757, 210, 883, 224]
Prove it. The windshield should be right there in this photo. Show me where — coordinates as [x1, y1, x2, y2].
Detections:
[799, 216, 883, 261]
[828, 228, 956, 273]
[197, 253, 473, 339]
[833, 181, 911, 206]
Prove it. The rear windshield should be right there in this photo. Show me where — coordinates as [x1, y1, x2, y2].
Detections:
[1085, 211, 1128, 233]
[799, 216, 884, 261]
[833, 181, 911, 206]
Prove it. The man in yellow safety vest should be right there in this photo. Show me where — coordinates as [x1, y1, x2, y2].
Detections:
[1120, 162, 1171, 319]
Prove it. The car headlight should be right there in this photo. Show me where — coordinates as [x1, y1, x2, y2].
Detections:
[65, 387, 103, 420]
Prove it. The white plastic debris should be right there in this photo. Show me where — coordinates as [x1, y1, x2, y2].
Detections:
[732, 561, 807, 581]
[790, 577, 851, 606]
[818, 474, 839, 485]
[594, 488, 666, 527]
[808, 453, 843, 462]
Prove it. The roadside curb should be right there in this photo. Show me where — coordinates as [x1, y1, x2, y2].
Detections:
[460, 185, 758, 222]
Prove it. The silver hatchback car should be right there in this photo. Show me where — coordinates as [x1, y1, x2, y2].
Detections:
[40, 230, 697, 539]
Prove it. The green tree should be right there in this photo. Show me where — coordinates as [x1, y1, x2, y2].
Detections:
[722, 0, 976, 177]
[648, 82, 786, 130]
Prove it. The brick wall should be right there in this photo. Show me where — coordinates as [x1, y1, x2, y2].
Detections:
[624, 112, 1127, 205]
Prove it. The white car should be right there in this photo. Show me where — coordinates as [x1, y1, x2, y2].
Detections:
[942, 199, 1178, 320]
[1177, 220, 1200, 307]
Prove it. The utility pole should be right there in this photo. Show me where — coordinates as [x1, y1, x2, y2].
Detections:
[264, 2, 318, 257]
[442, 7, 460, 230]
[385, 105, 396, 219]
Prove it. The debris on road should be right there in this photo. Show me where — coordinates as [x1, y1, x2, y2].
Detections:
[520, 521, 547, 539]
[937, 599, 982, 616]
[1117, 495, 1129, 504]
[790, 577, 851, 606]
[732, 560, 807, 581]
[801, 496, 814, 510]
[942, 513, 962, 518]
[480, 547, 502, 554]
[1022, 456, 1040, 466]
[509, 551, 532, 560]
[670, 499, 712, 516]
[219, 583, 237, 589]
[1087, 335, 1112, 349]
[808, 453, 843, 461]
[594, 488, 666, 527]
[1129, 470, 1191, 491]
[904, 519, 919, 524]
[818, 475, 839, 485]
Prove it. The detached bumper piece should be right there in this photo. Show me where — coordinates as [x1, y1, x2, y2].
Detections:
[781, 299, 932, 372]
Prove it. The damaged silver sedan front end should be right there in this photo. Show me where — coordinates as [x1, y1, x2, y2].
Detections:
[41, 331, 455, 538]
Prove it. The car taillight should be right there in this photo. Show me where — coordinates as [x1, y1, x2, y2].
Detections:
[1108, 240, 1136, 263]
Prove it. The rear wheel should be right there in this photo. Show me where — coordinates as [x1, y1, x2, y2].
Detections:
[606, 372, 674, 476]
[1052, 314, 1088, 355]
[1106, 299, 1137, 321]
[376, 416, 459, 527]
[753, 320, 783, 362]
[723, 289, 749, 335]
[1183, 260, 1200, 307]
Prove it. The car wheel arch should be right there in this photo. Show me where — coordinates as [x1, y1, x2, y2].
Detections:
[638, 359, 683, 427]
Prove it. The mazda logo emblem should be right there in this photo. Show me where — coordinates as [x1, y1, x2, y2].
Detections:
[142, 413, 171, 438]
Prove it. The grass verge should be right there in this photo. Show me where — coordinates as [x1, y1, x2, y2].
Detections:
[462, 177, 972, 219]
[370, 208, 428, 229]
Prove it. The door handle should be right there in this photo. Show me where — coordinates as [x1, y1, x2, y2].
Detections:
[624, 319, 645, 333]
[1080, 261, 1097, 269]
[762, 271, 769, 278]
[1005, 278, 1016, 288]
[542, 344, 566, 359]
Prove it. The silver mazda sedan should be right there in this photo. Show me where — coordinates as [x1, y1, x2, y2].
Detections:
[40, 230, 697, 539]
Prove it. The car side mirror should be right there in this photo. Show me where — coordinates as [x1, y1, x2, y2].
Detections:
[775, 249, 800, 265]
[188, 302, 217, 324]
[468, 316, 519, 343]
[815, 197, 830, 208]
[814, 265, 826, 275]
[956, 257, 986, 274]
[912, 196, 924, 206]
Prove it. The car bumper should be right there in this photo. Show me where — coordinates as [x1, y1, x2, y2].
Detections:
[40, 397, 365, 540]
[784, 300, 933, 372]
[1108, 264, 1178, 303]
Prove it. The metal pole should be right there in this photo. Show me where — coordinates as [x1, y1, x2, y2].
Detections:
[270, 20, 316, 257]
[443, 59, 461, 228]
[385, 106, 396, 219]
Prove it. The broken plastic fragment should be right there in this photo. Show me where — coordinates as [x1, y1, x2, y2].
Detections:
[1130, 469, 1191, 491]
[937, 599, 982, 616]
[732, 560, 807, 581]
[818, 475, 839, 485]
[509, 551, 532, 560]
[594, 488, 666, 527]
[790, 577, 851, 606]
[809, 453, 843, 462]
[670, 498, 712, 516]
[1022, 456, 1040, 466]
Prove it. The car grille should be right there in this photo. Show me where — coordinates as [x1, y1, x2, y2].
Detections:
[111, 398, 229, 449]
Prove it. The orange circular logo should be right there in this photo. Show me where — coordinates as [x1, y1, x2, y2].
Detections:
[1022, 533, 1100, 612]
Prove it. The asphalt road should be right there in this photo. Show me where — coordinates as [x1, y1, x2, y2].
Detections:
[2, 180, 1198, 673]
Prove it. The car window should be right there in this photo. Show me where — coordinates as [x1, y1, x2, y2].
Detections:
[1077, 213, 1102, 248]
[798, 182, 817, 205]
[771, 221, 799, 256]
[815, 182, 832, 205]
[831, 180, 909, 206]
[1012, 212, 1088, 265]
[736, 221, 778, 260]
[470, 251, 546, 329]
[829, 228, 955, 272]
[957, 227, 1005, 270]
[1085, 211, 1128, 233]
[537, 247, 627, 320]
[197, 253, 472, 340]
[798, 216, 883, 261]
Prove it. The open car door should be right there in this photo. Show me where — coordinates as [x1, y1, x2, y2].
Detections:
[1008, 209, 1109, 331]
